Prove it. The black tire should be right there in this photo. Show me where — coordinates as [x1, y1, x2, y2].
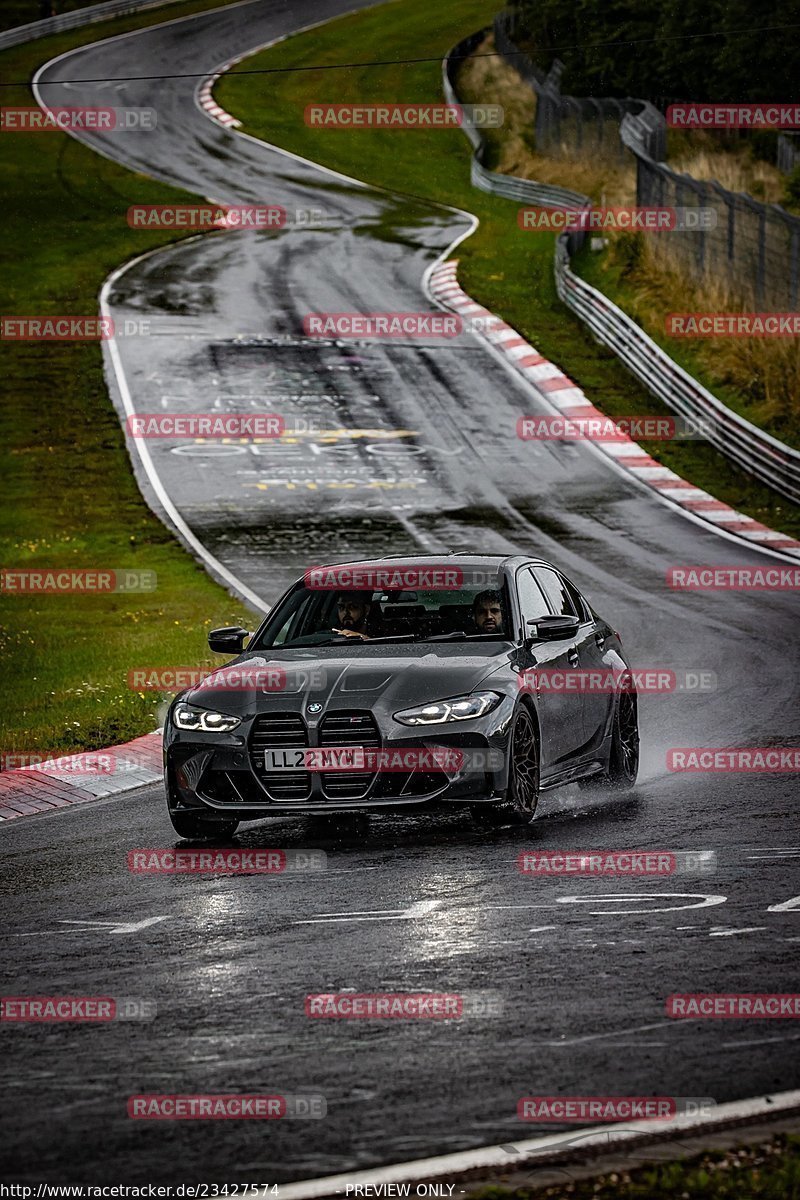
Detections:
[506, 705, 541, 822]
[168, 810, 240, 840]
[605, 689, 640, 789]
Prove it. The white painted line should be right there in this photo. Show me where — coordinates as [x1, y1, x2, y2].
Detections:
[97, 252, 268, 614]
[296, 899, 442, 925]
[276, 1090, 800, 1200]
[59, 916, 170, 934]
[709, 926, 766, 937]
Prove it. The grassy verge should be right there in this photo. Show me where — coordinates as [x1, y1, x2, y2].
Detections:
[2, 0, 118, 35]
[216, 0, 800, 540]
[0, 0, 257, 756]
[468, 1130, 800, 1199]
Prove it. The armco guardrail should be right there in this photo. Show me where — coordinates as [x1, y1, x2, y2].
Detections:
[442, 31, 589, 213]
[443, 32, 800, 506]
[0, 0, 183, 51]
[554, 239, 800, 504]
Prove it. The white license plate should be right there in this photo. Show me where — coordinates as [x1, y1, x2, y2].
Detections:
[262, 746, 366, 772]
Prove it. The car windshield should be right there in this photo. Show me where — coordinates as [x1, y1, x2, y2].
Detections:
[250, 581, 512, 649]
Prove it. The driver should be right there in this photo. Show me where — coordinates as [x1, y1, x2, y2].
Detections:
[472, 589, 504, 635]
[332, 590, 373, 639]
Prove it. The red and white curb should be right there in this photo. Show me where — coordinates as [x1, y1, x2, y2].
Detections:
[430, 260, 800, 560]
[0, 731, 162, 823]
[196, 57, 243, 128]
[276, 1089, 800, 1199]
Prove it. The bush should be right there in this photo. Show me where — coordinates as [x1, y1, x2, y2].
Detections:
[783, 165, 800, 209]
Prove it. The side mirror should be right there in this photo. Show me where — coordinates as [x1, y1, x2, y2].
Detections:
[526, 615, 580, 641]
[208, 626, 251, 654]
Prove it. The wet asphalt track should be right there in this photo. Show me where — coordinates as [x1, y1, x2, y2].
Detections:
[3, 0, 799, 1183]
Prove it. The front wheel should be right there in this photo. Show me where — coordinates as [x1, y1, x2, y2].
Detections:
[168, 810, 240, 840]
[506, 705, 541, 822]
[604, 689, 639, 789]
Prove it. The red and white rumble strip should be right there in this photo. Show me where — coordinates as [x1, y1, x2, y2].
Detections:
[0, 731, 161, 822]
[196, 57, 243, 129]
[428, 259, 800, 560]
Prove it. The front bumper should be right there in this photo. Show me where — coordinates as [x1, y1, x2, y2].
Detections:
[164, 700, 514, 817]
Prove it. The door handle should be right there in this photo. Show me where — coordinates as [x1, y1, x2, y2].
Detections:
[568, 647, 580, 667]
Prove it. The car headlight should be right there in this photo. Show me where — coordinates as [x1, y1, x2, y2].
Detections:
[172, 703, 242, 733]
[394, 691, 503, 726]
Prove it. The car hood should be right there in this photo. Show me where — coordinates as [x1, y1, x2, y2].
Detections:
[179, 643, 512, 717]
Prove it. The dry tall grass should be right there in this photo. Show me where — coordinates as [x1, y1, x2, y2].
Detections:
[457, 36, 635, 205]
[670, 136, 787, 207]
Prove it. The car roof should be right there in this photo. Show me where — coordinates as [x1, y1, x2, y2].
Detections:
[309, 554, 551, 571]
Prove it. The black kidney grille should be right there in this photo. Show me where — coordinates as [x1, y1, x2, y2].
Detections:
[319, 711, 381, 799]
[250, 712, 310, 800]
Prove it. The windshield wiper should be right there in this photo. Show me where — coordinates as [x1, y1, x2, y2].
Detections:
[281, 635, 352, 648]
[283, 633, 416, 648]
[412, 631, 508, 642]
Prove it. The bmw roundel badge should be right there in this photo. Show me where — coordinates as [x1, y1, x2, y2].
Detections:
[307, 702, 323, 714]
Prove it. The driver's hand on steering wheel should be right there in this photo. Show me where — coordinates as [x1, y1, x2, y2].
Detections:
[331, 628, 370, 640]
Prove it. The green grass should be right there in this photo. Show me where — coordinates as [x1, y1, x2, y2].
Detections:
[468, 1131, 800, 1199]
[0, 0, 193, 34]
[2, 0, 115, 35]
[0, 0, 258, 755]
[217, 0, 800, 540]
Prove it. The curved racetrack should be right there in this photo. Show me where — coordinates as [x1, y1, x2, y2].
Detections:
[2, 0, 799, 1183]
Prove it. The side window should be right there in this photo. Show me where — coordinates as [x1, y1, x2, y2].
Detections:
[516, 568, 551, 631]
[561, 574, 591, 621]
[532, 568, 579, 618]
